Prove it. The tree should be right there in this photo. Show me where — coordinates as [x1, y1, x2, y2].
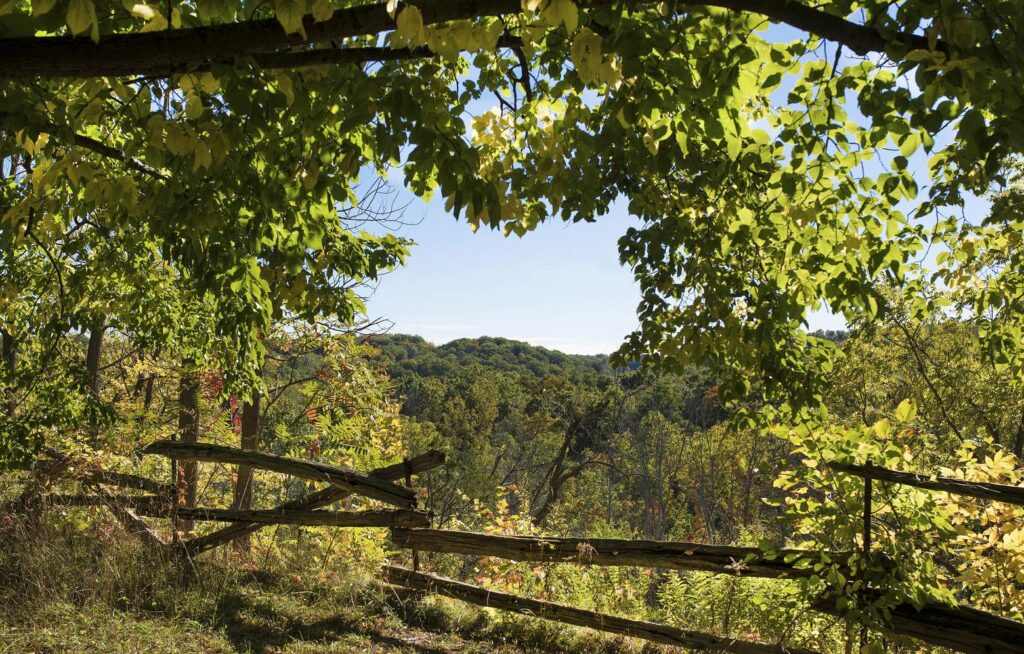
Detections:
[4, 1, 1020, 426]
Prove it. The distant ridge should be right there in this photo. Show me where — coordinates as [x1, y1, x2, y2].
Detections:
[369, 334, 613, 381]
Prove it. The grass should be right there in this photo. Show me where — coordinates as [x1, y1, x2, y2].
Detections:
[0, 513, 657, 654]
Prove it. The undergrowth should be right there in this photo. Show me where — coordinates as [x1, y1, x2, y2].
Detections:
[0, 511, 659, 654]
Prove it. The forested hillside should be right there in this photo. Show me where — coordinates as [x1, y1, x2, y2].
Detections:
[371, 334, 614, 380]
[372, 334, 754, 538]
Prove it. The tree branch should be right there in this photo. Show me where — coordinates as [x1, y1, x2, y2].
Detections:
[0, 112, 168, 180]
[0, 0, 940, 79]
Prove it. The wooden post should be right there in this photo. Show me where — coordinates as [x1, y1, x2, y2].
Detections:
[862, 475, 872, 560]
[404, 456, 419, 572]
[175, 366, 200, 535]
[232, 394, 260, 551]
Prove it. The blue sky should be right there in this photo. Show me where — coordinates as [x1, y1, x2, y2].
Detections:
[365, 194, 645, 355]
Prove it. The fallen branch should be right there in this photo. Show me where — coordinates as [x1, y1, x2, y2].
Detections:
[183, 450, 445, 555]
[390, 528, 820, 578]
[384, 566, 818, 654]
[142, 440, 416, 508]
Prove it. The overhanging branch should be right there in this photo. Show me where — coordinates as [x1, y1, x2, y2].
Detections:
[0, 0, 940, 79]
[0, 112, 168, 180]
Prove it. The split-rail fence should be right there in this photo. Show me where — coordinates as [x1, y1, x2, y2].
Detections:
[17, 442, 1024, 654]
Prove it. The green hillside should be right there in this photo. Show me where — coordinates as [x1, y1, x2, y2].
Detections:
[369, 334, 614, 381]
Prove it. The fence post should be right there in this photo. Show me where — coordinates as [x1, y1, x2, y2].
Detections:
[404, 456, 419, 572]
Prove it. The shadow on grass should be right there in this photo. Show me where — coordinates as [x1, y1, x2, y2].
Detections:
[212, 588, 451, 654]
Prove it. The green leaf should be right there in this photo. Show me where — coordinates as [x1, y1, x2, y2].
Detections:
[66, 0, 98, 41]
[894, 398, 917, 422]
[274, 0, 307, 38]
[311, 0, 333, 22]
[395, 5, 426, 45]
[32, 0, 57, 16]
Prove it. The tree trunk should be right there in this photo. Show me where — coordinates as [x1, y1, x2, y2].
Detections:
[532, 437, 569, 526]
[1012, 409, 1024, 462]
[2, 329, 15, 416]
[231, 395, 260, 551]
[86, 320, 105, 399]
[176, 369, 200, 534]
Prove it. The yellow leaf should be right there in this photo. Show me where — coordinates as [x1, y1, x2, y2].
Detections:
[570, 28, 603, 85]
[311, 0, 333, 22]
[130, 3, 155, 19]
[273, 0, 307, 38]
[540, 0, 577, 31]
[165, 123, 196, 156]
[66, 0, 97, 39]
[395, 5, 426, 45]
[32, 0, 58, 16]
[193, 142, 212, 171]
[274, 72, 295, 106]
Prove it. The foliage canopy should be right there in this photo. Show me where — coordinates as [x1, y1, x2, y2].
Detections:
[1, 0, 1023, 455]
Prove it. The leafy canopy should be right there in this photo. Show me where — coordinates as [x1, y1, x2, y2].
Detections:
[1, 0, 1023, 451]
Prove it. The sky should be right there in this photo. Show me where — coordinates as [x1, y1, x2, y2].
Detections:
[365, 193, 646, 355]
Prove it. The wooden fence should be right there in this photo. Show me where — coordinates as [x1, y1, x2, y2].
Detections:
[828, 461, 1024, 506]
[390, 527, 821, 578]
[384, 459, 1024, 654]
[18, 445, 1024, 654]
[19, 444, 445, 555]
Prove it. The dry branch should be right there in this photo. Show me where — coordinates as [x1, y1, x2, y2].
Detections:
[390, 528, 818, 578]
[142, 440, 415, 508]
[135, 506, 429, 527]
[828, 462, 1024, 506]
[182, 450, 445, 555]
[384, 566, 818, 654]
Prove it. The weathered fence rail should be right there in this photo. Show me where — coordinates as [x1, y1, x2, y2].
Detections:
[143, 440, 416, 507]
[828, 461, 1024, 505]
[134, 506, 430, 528]
[813, 595, 1024, 654]
[384, 566, 818, 654]
[390, 528, 819, 578]
[182, 449, 445, 555]
[46, 494, 168, 509]
[80, 470, 175, 496]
